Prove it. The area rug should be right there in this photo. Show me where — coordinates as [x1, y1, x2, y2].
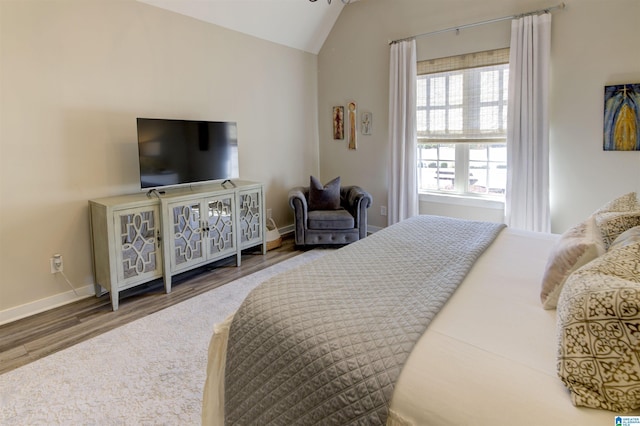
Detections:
[0, 249, 328, 425]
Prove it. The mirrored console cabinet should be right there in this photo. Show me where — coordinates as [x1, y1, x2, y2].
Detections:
[89, 181, 265, 310]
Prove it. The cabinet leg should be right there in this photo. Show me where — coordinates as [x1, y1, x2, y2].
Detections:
[164, 276, 172, 294]
[110, 291, 119, 311]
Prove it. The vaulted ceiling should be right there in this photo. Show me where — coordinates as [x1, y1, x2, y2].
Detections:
[137, 0, 349, 54]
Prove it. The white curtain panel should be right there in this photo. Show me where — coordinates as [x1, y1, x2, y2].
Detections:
[388, 39, 418, 225]
[506, 13, 552, 233]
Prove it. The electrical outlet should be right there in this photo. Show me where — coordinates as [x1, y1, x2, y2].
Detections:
[50, 254, 63, 274]
[266, 208, 272, 220]
[380, 206, 387, 216]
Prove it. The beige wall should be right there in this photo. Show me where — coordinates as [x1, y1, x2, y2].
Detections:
[0, 0, 319, 319]
[2, 0, 639, 322]
[318, 0, 640, 232]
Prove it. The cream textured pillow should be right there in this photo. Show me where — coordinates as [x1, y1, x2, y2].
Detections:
[556, 241, 640, 412]
[540, 216, 605, 309]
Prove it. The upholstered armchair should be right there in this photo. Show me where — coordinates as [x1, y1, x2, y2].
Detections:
[288, 178, 372, 247]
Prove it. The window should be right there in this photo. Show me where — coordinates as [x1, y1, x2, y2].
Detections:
[417, 49, 509, 198]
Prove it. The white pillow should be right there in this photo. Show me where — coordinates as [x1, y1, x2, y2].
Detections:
[539, 215, 605, 309]
[609, 226, 640, 250]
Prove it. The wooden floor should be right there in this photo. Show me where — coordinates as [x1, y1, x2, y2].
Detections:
[0, 237, 304, 375]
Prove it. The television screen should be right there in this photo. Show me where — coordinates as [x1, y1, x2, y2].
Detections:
[136, 118, 239, 189]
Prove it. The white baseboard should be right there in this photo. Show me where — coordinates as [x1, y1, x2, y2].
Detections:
[0, 224, 371, 326]
[0, 285, 95, 326]
[278, 224, 294, 236]
[368, 224, 383, 233]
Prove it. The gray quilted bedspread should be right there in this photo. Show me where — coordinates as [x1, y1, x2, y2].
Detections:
[224, 215, 505, 425]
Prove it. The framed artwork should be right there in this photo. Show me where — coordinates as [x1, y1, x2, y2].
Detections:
[361, 112, 372, 135]
[603, 83, 639, 151]
[332, 106, 344, 140]
[348, 101, 357, 150]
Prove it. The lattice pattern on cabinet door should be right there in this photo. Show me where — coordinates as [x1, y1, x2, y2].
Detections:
[172, 203, 203, 266]
[119, 211, 159, 279]
[239, 191, 261, 244]
[206, 197, 234, 254]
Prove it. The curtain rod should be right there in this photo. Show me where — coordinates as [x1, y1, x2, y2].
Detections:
[389, 2, 565, 45]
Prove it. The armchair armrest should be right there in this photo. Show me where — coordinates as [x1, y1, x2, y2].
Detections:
[341, 186, 372, 238]
[288, 187, 309, 245]
[343, 186, 372, 210]
[288, 187, 309, 212]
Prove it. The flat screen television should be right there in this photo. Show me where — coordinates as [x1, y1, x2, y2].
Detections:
[136, 118, 239, 189]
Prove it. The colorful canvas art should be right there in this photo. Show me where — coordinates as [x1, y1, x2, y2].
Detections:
[603, 83, 639, 151]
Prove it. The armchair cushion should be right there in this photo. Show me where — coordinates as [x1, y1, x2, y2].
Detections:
[309, 176, 341, 210]
[308, 209, 355, 230]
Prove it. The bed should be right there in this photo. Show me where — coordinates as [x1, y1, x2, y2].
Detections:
[202, 204, 640, 425]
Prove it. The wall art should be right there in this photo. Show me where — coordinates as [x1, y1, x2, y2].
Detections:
[361, 112, 372, 135]
[332, 106, 344, 140]
[348, 101, 357, 150]
[603, 83, 639, 151]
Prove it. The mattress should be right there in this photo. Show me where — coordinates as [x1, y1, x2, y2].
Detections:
[203, 226, 640, 425]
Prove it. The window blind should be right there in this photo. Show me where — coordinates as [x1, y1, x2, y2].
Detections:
[417, 48, 510, 75]
[417, 48, 509, 142]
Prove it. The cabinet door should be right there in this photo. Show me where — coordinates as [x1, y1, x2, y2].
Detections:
[204, 195, 236, 258]
[114, 206, 163, 287]
[238, 189, 263, 248]
[168, 200, 206, 272]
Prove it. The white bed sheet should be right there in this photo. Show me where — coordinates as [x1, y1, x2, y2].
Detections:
[389, 227, 640, 425]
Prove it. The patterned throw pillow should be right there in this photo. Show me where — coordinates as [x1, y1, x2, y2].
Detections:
[593, 192, 640, 214]
[308, 176, 341, 210]
[595, 212, 640, 249]
[556, 241, 640, 412]
[593, 192, 640, 249]
[540, 216, 605, 309]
